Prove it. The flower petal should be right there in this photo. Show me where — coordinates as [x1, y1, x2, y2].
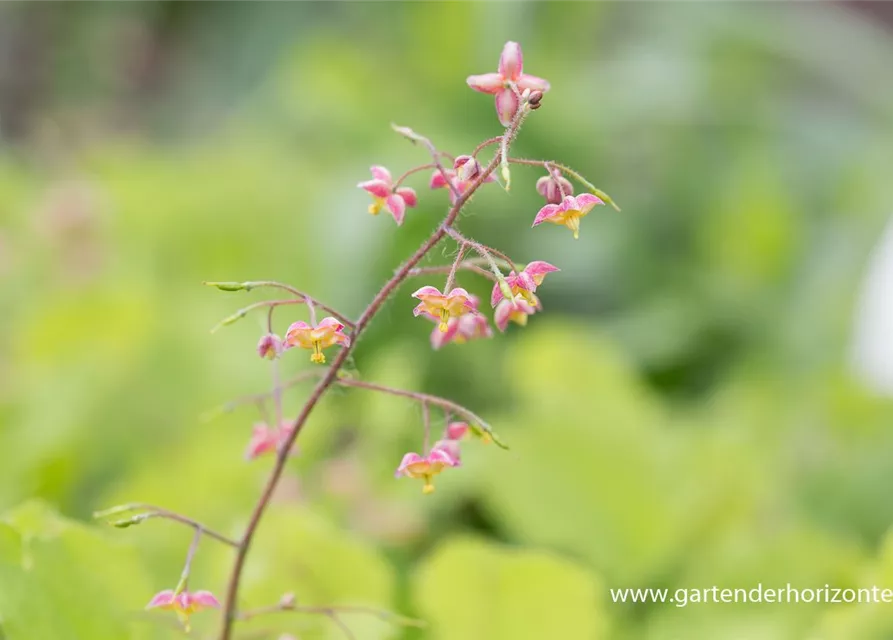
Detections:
[396, 187, 417, 207]
[190, 591, 221, 609]
[316, 317, 344, 331]
[146, 590, 176, 609]
[494, 299, 512, 332]
[518, 73, 551, 92]
[466, 72, 505, 94]
[574, 193, 605, 213]
[429, 169, 454, 190]
[430, 320, 459, 350]
[370, 165, 392, 184]
[413, 286, 443, 299]
[532, 204, 560, 227]
[495, 88, 520, 128]
[385, 194, 406, 225]
[524, 261, 560, 278]
[490, 282, 505, 308]
[446, 422, 469, 440]
[428, 447, 459, 467]
[498, 41, 523, 82]
[357, 179, 391, 199]
[395, 452, 424, 477]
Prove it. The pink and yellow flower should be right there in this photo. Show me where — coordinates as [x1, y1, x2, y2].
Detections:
[490, 261, 559, 307]
[245, 421, 295, 460]
[357, 165, 418, 226]
[394, 447, 459, 494]
[466, 41, 551, 126]
[412, 286, 475, 333]
[536, 168, 574, 205]
[422, 294, 492, 349]
[284, 317, 350, 364]
[532, 194, 604, 239]
[146, 589, 220, 631]
[494, 294, 541, 332]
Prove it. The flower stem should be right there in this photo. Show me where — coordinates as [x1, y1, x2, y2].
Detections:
[94, 504, 238, 548]
[507, 157, 621, 211]
[392, 162, 437, 190]
[219, 119, 518, 639]
[205, 280, 355, 328]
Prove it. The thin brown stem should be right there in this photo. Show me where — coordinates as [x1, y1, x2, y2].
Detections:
[219, 121, 516, 639]
[506, 158, 620, 211]
[94, 504, 238, 548]
[392, 162, 436, 190]
[407, 262, 497, 282]
[201, 370, 326, 422]
[444, 242, 467, 291]
[471, 136, 501, 158]
[444, 227, 520, 275]
[176, 527, 203, 592]
[422, 401, 431, 453]
[206, 281, 356, 328]
[237, 602, 425, 629]
[335, 378, 505, 448]
[211, 299, 304, 334]
[391, 124, 461, 201]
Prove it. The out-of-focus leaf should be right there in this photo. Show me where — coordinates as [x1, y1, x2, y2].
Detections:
[413, 536, 605, 640]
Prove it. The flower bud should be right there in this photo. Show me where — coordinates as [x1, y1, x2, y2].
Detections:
[257, 333, 282, 360]
[279, 592, 297, 609]
[527, 90, 543, 106]
[535, 169, 574, 205]
[454, 155, 481, 182]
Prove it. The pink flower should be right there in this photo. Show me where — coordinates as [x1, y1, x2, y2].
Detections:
[532, 194, 604, 240]
[245, 421, 295, 460]
[446, 422, 469, 440]
[432, 439, 462, 466]
[430, 158, 495, 204]
[494, 294, 541, 332]
[490, 261, 559, 307]
[146, 589, 220, 631]
[284, 317, 350, 364]
[256, 333, 282, 360]
[466, 41, 551, 126]
[357, 165, 418, 226]
[412, 286, 475, 333]
[394, 448, 459, 494]
[445, 421, 493, 445]
[536, 168, 574, 205]
[422, 295, 492, 349]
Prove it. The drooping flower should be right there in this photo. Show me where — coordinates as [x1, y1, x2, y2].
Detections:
[430, 158, 495, 204]
[446, 422, 469, 440]
[244, 421, 295, 460]
[357, 165, 418, 226]
[446, 421, 493, 445]
[422, 294, 492, 349]
[490, 261, 559, 307]
[494, 294, 541, 332]
[284, 317, 350, 364]
[466, 41, 551, 126]
[256, 333, 282, 360]
[431, 439, 462, 466]
[536, 168, 574, 205]
[532, 194, 604, 239]
[146, 589, 220, 631]
[412, 286, 475, 333]
[394, 448, 459, 494]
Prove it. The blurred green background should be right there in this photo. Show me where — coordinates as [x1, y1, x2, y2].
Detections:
[3, 2, 893, 639]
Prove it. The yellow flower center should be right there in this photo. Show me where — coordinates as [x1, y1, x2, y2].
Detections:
[368, 197, 384, 216]
[310, 342, 326, 364]
[565, 213, 581, 239]
[422, 476, 435, 494]
[439, 309, 450, 333]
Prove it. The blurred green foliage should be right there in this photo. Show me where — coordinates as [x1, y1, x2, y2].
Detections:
[2, 2, 893, 639]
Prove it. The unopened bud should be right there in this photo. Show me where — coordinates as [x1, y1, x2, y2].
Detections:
[279, 592, 297, 609]
[257, 333, 282, 360]
[527, 90, 543, 106]
[454, 155, 481, 182]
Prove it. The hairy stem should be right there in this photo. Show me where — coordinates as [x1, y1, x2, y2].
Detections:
[392, 162, 437, 190]
[219, 120, 519, 639]
[408, 262, 497, 282]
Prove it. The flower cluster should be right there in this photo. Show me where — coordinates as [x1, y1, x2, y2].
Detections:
[109, 39, 617, 640]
